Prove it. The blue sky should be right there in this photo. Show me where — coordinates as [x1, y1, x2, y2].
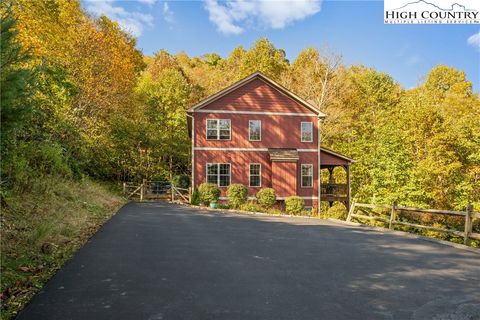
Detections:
[83, 0, 480, 91]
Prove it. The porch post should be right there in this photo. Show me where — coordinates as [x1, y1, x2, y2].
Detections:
[345, 165, 351, 212]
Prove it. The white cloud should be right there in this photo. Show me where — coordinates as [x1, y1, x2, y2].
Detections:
[467, 31, 480, 50]
[204, 0, 321, 35]
[85, 0, 154, 37]
[163, 2, 174, 24]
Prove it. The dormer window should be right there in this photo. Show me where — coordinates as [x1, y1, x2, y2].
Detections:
[207, 119, 231, 140]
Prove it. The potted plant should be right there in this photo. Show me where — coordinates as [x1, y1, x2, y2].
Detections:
[198, 182, 220, 208]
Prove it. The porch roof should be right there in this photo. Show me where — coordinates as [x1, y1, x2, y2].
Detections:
[268, 148, 299, 162]
[320, 147, 355, 166]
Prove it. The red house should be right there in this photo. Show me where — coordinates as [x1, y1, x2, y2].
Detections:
[187, 72, 354, 210]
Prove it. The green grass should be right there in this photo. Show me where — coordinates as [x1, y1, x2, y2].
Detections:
[0, 177, 126, 319]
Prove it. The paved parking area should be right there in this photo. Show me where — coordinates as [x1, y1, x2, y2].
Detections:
[17, 202, 480, 319]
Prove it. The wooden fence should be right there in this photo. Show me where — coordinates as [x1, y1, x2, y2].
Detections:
[346, 202, 480, 245]
[123, 180, 191, 203]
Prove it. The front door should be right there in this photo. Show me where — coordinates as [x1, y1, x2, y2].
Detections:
[271, 161, 297, 197]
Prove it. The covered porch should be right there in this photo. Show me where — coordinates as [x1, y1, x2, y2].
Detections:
[320, 148, 354, 211]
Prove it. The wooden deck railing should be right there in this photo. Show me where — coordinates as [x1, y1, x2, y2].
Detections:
[320, 183, 348, 196]
[347, 202, 480, 245]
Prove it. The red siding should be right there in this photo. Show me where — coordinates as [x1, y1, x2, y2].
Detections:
[194, 113, 318, 149]
[192, 75, 323, 207]
[205, 78, 314, 114]
[194, 150, 318, 200]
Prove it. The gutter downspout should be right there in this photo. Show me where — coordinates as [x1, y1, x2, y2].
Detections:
[187, 113, 194, 191]
[317, 116, 322, 215]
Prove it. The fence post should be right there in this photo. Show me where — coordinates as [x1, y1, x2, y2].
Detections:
[140, 179, 146, 201]
[389, 201, 397, 229]
[464, 204, 473, 245]
[346, 201, 355, 222]
[171, 184, 175, 202]
[188, 187, 192, 203]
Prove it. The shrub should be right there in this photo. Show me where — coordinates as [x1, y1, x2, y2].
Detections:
[190, 189, 200, 205]
[326, 202, 348, 220]
[256, 188, 276, 208]
[173, 174, 190, 189]
[240, 201, 265, 213]
[197, 183, 220, 205]
[226, 184, 248, 208]
[285, 196, 305, 215]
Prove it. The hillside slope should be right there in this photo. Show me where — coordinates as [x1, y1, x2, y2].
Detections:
[0, 177, 126, 319]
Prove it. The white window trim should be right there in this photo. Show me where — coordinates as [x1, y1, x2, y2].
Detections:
[249, 163, 262, 187]
[206, 119, 231, 140]
[248, 120, 262, 141]
[206, 163, 231, 187]
[301, 164, 314, 188]
[301, 121, 313, 142]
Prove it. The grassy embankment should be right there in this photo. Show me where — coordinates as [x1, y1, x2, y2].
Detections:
[0, 177, 126, 319]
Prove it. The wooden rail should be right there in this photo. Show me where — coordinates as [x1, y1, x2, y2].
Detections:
[347, 202, 479, 245]
[123, 180, 191, 203]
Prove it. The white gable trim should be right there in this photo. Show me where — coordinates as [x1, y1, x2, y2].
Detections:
[195, 109, 317, 117]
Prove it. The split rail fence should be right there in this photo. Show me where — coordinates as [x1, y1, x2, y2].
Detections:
[123, 180, 191, 203]
[347, 202, 480, 245]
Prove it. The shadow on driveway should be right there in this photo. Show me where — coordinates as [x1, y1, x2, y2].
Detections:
[17, 202, 480, 320]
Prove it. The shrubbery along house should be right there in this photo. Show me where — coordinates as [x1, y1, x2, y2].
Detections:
[187, 72, 354, 211]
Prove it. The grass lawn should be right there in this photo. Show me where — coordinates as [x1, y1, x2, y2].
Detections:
[0, 178, 126, 319]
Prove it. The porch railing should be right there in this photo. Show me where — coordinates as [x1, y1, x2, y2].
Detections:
[321, 183, 348, 197]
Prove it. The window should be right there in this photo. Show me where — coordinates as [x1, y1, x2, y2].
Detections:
[249, 120, 261, 141]
[206, 119, 231, 140]
[207, 163, 231, 187]
[249, 164, 261, 187]
[301, 164, 313, 187]
[301, 122, 313, 142]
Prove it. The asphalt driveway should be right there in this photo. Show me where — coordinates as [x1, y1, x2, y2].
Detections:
[17, 202, 480, 320]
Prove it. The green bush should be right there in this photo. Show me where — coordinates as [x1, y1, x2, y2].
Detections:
[226, 183, 248, 208]
[256, 188, 276, 208]
[326, 202, 348, 220]
[240, 201, 265, 213]
[197, 183, 220, 205]
[190, 189, 200, 205]
[173, 174, 190, 189]
[285, 196, 305, 215]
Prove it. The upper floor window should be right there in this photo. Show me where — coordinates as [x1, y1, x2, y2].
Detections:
[249, 163, 261, 187]
[301, 164, 313, 187]
[249, 120, 261, 141]
[207, 119, 231, 140]
[207, 163, 231, 187]
[301, 122, 313, 142]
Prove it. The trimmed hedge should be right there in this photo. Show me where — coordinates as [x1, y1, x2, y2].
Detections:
[226, 184, 248, 208]
[198, 182, 220, 205]
[256, 188, 276, 208]
[326, 202, 347, 219]
[285, 196, 305, 215]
